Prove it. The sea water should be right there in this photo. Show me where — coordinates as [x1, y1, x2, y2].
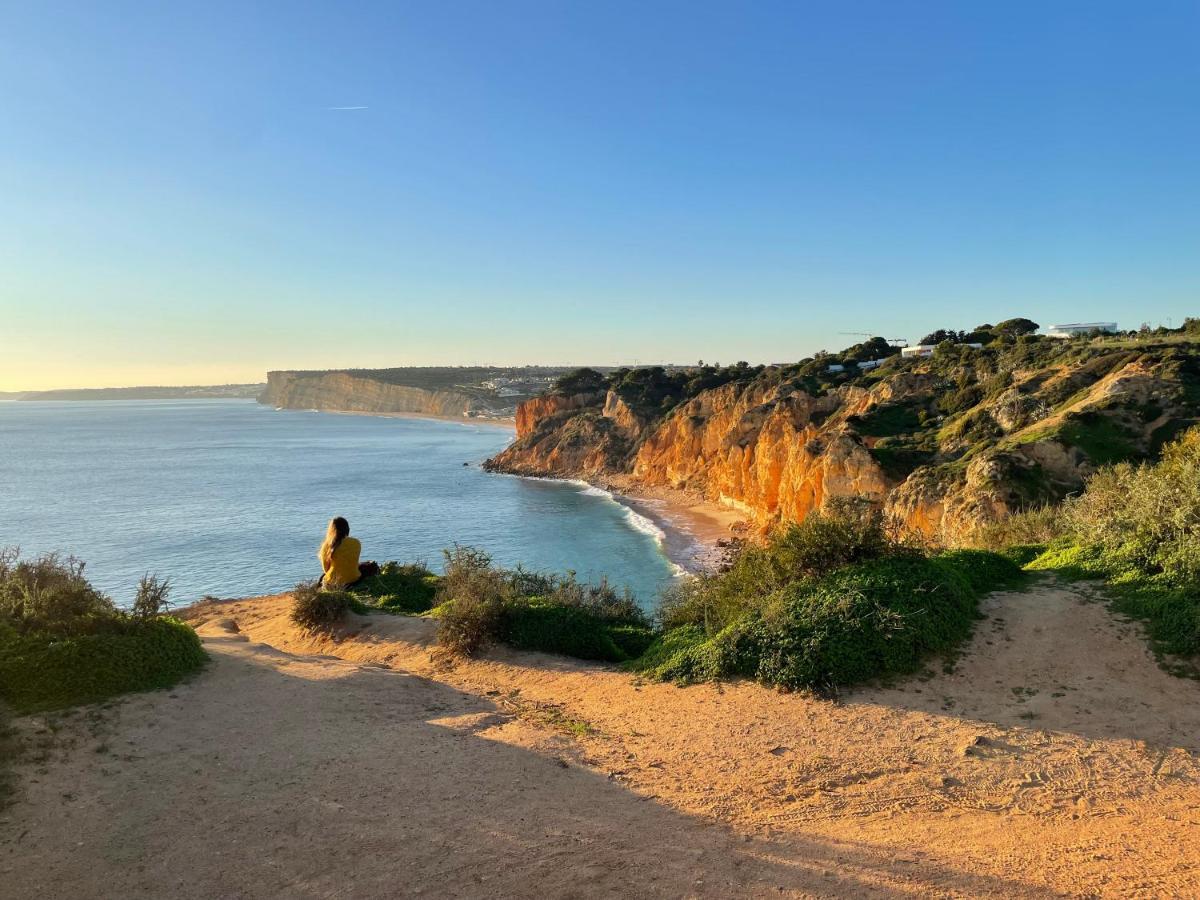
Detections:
[0, 400, 678, 609]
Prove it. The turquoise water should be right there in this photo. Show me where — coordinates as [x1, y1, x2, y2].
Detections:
[0, 400, 678, 608]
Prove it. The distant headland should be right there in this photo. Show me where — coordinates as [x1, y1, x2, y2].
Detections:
[12, 384, 264, 401]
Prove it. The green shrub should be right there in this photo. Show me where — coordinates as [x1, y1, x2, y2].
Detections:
[0, 617, 205, 714]
[657, 499, 910, 635]
[1062, 427, 1200, 585]
[637, 553, 1018, 689]
[1025, 543, 1111, 580]
[0, 548, 117, 636]
[433, 546, 651, 660]
[0, 549, 205, 713]
[290, 581, 352, 632]
[499, 599, 652, 661]
[934, 549, 1027, 594]
[625, 624, 708, 676]
[346, 562, 439, 613]
[1057, 412, 1137, 465]
[972, 505, 1063, 551]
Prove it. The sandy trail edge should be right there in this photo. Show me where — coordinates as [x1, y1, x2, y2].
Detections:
[3, 580, 1198, 898]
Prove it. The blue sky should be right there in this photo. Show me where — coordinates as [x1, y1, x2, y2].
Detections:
[1, 1, 1197, 389]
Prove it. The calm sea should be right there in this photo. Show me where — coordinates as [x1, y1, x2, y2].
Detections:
[0, 400, 678, 609]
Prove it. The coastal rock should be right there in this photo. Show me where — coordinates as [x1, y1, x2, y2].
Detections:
[482, 344, 1200, 540]
[515, 391, 603, 437]
[261, 371, 477, 417]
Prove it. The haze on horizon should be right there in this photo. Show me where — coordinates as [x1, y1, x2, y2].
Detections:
[2, 2, 1197, 392]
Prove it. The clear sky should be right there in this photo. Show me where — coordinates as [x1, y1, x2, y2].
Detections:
[1, 1, 1197, 390]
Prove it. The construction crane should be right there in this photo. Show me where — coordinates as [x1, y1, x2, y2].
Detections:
[838, 332, 908, 348]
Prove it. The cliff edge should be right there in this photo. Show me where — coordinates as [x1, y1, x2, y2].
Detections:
[486, 334, 1200, 540]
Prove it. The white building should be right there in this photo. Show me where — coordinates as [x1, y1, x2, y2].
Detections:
[1045, 322, 1118, 339]
[901, 342, 983, 359]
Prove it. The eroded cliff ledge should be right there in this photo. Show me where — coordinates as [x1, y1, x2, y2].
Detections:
[259, 366, 594, 419]
[486, 339, 1200, 541]
[262, 371, 478, 417]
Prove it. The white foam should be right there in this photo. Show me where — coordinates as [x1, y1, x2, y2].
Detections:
[489, 471, 688, 576]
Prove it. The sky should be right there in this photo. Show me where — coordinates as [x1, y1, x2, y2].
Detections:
[1, 1, 1197, 390]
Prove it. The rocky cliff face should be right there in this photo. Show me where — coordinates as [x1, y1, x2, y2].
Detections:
[486, 341, 1200, 540]
[261, 371, 477, 417]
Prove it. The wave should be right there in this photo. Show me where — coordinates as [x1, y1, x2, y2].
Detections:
[491, 472, 686, 577]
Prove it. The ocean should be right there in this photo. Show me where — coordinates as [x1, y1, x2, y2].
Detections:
[0, 400, 680, 609]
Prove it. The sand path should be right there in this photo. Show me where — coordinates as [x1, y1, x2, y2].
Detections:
[2, 579, 1198, 897]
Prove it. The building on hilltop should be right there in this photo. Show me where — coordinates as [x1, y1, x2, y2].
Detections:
[900, 342, 984, 359]
[1044, 322, 1119, 339]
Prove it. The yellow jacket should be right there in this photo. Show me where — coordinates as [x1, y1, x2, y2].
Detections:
[321, 537, 361, 588]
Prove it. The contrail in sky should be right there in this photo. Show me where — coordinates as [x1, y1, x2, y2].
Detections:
[328, 106, 368, 110]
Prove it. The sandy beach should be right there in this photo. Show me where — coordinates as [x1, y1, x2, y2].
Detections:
[600, 476, 747, 574]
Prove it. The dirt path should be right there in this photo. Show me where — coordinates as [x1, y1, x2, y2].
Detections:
[3, 580, 1198, 897]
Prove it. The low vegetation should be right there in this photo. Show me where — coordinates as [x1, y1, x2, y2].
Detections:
[0, 550, 205, 714]
[290, 580, 355, 632]
[433, 547, 654, 661]
[978, 427, 1200, 669]
[631, 501, 1023, 690]
[346, 562, 439, 613]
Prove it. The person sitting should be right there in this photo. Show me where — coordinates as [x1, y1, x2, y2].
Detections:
[318, 516, 379, 588]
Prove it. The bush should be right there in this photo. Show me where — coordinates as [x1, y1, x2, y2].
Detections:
[972, 505, 1062, 550]
[433, 546, 651, 660]
[0, 549, 117, 636]
[636, 552, 1020, 689]
[0, 549, 205, 713]
[638, 500, 1018, 690]
[132, 574, 173, 619]
[346, 562, 439, 613]
[657, 499, 910, 635]
[0, 617, 205, 714]
[290, 581, 352, 632]
[1061, 427, 1200, 585]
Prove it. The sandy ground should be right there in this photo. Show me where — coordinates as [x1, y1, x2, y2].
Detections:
[601, 476, 748, 573]
[3, 579, 1199, 898]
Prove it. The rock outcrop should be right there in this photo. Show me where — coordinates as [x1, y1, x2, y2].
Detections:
[261, 371, 477, 417]
[486, 342, 1200, 540]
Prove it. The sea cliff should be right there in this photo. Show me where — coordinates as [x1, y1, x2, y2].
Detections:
[486, 337, 1200, 540]
[261, 371, 478, 417]
[260, 366, 600, 420]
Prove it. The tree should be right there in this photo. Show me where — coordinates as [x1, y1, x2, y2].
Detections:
[553, 367, 606, 395]
[994, 317, 1040, 336]
[919, 328, 965, 346]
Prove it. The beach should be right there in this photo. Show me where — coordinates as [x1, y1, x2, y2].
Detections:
[601, 477, 746, 574]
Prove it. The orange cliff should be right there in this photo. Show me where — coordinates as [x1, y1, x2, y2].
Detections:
[487, 380, 950, 533]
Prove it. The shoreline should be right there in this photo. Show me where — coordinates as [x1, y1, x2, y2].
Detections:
[270, 403, 516, 430]
[605, 479, 746, 574]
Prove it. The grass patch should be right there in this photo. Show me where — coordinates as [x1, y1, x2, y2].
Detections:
[1057, 412, 1138, 465]
[495, 691, 598, 738]
[345, 562, 439, 614]
[852, 402, 924, 437]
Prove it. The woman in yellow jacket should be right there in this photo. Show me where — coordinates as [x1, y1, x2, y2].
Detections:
[318, 517, 378, 588]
